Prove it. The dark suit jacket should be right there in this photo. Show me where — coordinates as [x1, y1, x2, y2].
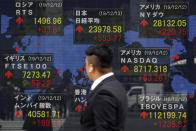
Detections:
[80, 75, 128, 131]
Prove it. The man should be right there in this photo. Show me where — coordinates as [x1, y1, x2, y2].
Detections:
[80, 44, 128, 131]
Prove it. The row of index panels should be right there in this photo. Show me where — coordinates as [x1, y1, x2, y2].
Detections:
[9, 0, 190, 42]
[0, 47, 170, 87]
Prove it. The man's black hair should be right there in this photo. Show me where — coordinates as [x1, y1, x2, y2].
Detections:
[85, 44, 113, 70]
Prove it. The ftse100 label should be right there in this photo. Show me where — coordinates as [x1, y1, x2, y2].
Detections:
[118, 48, 170, 82]
[3, 54, 53, 89]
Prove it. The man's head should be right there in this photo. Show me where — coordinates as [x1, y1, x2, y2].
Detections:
[85, 44, 113, 81]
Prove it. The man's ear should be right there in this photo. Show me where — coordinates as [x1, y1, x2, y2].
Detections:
[89, 67, 93, 73]
[88, 64, 94, 73]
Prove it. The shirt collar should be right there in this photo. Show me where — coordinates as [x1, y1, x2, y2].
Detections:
[90, 72, 114, 91]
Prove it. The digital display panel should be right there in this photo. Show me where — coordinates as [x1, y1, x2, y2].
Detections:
[0, 0, 196, 131]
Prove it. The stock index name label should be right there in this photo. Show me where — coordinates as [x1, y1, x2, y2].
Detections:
[119, 48, 170, 83]
[3, 54, 53, 89]
[139, 2, 189, 38]
[13, 0, 64, 35]
[138, 94, 187, 128]
[14, 93, 66, 128]
[74, 8, 124, 44]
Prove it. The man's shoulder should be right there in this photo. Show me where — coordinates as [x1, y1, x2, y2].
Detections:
[102, 76, 124, 89]
[97, 76, 126, 98]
